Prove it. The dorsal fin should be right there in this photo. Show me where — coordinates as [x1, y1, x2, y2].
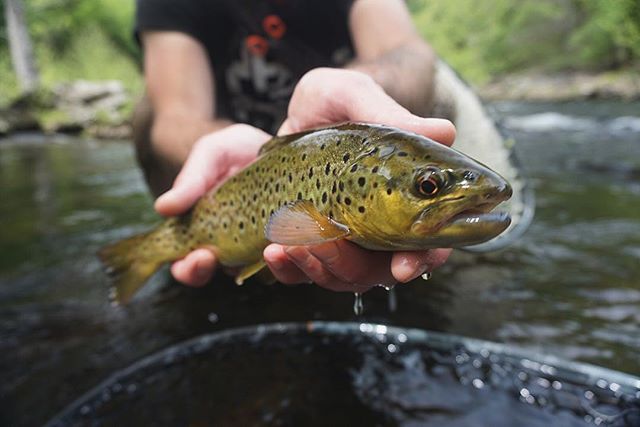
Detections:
[258, 129, 317, 155]
[259, 122, 377, 155]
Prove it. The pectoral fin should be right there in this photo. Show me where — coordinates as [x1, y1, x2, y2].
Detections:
[265, 200, 350, 245]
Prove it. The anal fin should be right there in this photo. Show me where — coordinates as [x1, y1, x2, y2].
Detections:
[235, 260, 267, 286]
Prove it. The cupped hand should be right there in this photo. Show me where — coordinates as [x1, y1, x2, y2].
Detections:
[265, 67, 456, 292]
[155, 123, 272, 286]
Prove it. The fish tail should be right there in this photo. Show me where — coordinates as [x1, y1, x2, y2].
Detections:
[98, 220, 191, 304]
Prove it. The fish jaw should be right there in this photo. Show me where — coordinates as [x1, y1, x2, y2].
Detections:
[410, 181, 513, 247]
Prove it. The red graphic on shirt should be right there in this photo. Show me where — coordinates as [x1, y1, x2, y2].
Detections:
[245, 35, 269, 56]
[263, 15, 286, 39]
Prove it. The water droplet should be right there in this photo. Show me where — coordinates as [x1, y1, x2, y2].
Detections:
[584, 390, 595, 400]
[397, 333, 407, 343]
[421, 272, 432, 281]
[207, 312, 219, 324]
[80, 405, 91, 416]
[472, 378, 484, 389]
[387, 287, 397, 313]
[353, 292, 364, 315]
[387, 343, 398, 353]
[126, 383, 138, 394]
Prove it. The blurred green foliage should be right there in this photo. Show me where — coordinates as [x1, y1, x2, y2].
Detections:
[1, 0, 639, 103]
[411, 0, 640, 82]
[0, 0, 141, 104]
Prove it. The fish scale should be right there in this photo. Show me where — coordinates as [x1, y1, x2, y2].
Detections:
[99, 123, 512, 303]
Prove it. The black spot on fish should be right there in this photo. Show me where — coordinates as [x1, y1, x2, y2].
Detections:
[329, 210, 334, 219]
[322, 192, 327, 203]
[325, 163, 331, 175]
[302, 153, 307, 161]
[316, 179, 321, 190]
[358, 177, 366, 187]
[288, 173, 293, 183]
[343, 153, 350, 162]
[373, 182, 378, 188]
[387, 188, 392, 195]
[275, 183, 280, 192]
[336, 194, 341, 203]
[398, 151, 408, 157]
[321, 144, 326, 150]
[239, 222, 244, 230]
[362, 137, 368, 144]
[297, 192, 303, 200]
[358, 206, 365, 213]
[253, 194, 258, 201]
[223, 222, 228, 229]
[309, 167, 314, 179]
[331, 182, 337, 194]
[344, 197, 352, 205]
[350, 164, 358, 173]
[261, 209, 266, 218]
[251, 215, 256, 224]
[339, 181, 345, 192]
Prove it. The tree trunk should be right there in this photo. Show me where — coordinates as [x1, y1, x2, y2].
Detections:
[4, 0, 40, 93]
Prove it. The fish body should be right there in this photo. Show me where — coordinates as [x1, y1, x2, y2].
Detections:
[99, 123, 512, 303]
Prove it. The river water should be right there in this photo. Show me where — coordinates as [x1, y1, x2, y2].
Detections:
[1, 101, 639, 426]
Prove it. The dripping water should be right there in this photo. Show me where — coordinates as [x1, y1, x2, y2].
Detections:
[353, 292, 364, 316]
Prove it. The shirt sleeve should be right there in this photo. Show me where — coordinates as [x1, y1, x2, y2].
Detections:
[134, 0, 207, 46]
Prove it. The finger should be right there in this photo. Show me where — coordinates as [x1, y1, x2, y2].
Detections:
[263, 244, 308, 285]
[338, 85, 456, 146]
[391, 248, 452, 283]
[284, 246, 366, 292]
[306, 240, 396, 288]
[170, 248, 217, 287]
[155, 140, 221, 216]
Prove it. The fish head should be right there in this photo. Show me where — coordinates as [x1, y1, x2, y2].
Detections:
[339, 127, 512, 249]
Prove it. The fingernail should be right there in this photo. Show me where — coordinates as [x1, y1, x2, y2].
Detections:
[397, 258, 430, 283]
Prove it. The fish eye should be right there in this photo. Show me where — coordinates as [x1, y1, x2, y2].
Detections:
[416, 169, 444, 197]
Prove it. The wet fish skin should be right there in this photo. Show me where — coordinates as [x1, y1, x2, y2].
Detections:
[99, 123, 512, 303]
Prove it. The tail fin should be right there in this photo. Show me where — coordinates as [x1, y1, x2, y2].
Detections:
[98, 232, 165, 304]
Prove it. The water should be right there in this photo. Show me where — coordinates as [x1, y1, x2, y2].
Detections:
[44, 323, 640, 427]
[1, 101, 639, 426]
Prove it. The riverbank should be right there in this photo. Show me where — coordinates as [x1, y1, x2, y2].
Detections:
[478, 69, 640, 102]
[1, 70, 638, 139]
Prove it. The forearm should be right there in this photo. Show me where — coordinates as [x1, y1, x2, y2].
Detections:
[347, 38, 436, 116]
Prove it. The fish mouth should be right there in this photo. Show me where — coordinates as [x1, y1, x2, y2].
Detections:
[411, 199, 511, 247]
[435, 201, 512, 245]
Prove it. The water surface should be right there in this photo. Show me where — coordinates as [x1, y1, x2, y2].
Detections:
[1, 101, 639, 426]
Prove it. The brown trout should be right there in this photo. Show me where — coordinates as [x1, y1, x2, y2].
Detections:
[99, 123, 512, 303]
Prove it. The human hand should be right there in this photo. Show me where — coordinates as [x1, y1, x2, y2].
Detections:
[265, 67, 456, 292]
[154, 123, 272, 286]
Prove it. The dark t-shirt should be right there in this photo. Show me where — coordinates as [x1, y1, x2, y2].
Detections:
[136, 0, 356, 133]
